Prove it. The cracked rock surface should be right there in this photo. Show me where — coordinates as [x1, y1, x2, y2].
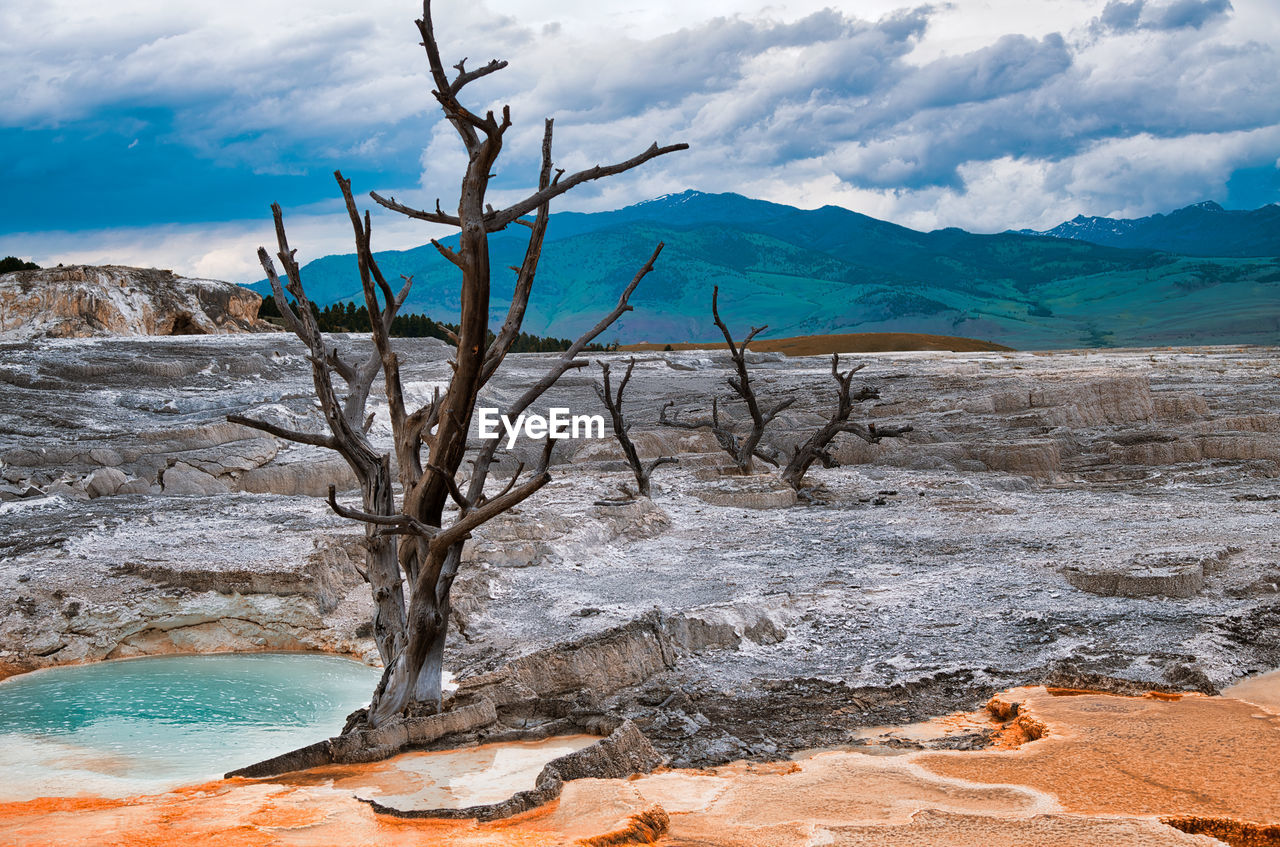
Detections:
[2, 335, 1278, 766]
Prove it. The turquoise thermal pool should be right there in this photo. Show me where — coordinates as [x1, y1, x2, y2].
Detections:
[0, 653, 380, 800]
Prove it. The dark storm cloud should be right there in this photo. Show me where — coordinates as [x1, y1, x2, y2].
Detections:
[1097, 0, 1234, 32]
[896, 33, 1072, 110]
[510, 1, 1272, 199]
[0, 3, 535, 228]
[3, 0, 1277, 274]
[514, 19, 1078, 191]
[517, 7, 931, 124]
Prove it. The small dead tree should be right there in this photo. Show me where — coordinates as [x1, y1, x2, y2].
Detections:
[659, 285, 793, 473]
[595, 358, 677, 499]
[232, 0, 685, 729]
[779, 353, 913, 493]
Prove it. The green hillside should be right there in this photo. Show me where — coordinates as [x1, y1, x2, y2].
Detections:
[247, 191, 1280, 349]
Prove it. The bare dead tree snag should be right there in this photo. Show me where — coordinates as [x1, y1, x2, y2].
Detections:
[595, 358, 677, 499]
[233, 0, 685, 731]
[657, 298, 912, 493]
[228, 200, 409, 669]
[375, 241, 666, 724]
[658, 286, 793, 473]
[779, 353, 913, 493]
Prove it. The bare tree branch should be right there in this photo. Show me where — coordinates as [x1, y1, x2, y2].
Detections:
[435, 466, 550, 551]
[426, 463, 473, 513]
[415, 0, 491, 145]
[645, 456, 679, 476]
[481, 118, 556, 385]
[368, 192, 462, 227]
[227, 414, 335, 450]
[657, 287, 791, 473]
[257, 207, 379, 466]
[476, 459, 524, 507]
[463, 243, 664, 507]
[488, 143, 689, 231]
[334, 172, 407, 433]
[449, 56, 507, 94]
[430, 238, 465, 268]
[328, 485, 437, 537]
[657, 400, 710, 430]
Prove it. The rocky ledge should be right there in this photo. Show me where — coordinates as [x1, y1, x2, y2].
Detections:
[0, 265, 276, 340]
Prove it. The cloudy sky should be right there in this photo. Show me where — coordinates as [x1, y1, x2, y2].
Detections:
[3, 0, 1278, 281]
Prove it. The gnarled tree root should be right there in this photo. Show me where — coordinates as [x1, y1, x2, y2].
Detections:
[356, 720, 663, 821]
[225, 688, 663, 822]
[225, 698, 498, 778]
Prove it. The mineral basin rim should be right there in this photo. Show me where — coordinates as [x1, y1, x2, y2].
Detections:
[0, 649, 383, 683]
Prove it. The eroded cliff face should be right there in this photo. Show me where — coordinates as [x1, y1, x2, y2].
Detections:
[0, 265, 276, 340]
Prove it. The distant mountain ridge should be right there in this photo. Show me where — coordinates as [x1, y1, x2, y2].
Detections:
[1016, 200, 1280, 257]
[247, 190, 1280, 350]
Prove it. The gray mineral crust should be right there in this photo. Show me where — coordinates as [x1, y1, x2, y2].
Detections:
[2, 335, 1278, 764]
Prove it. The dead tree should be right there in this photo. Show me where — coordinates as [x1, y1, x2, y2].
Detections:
[779, 353, 913, 492]
[658, 286, 793, 473]
[229, 211, 409, 670]
[233, 0, 685, 729]
[594, 358, 677, 499]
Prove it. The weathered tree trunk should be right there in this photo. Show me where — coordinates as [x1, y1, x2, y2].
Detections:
[414, 624, 449, 705]
[362, 463, 408, 665]
[369, 539, 460, 723]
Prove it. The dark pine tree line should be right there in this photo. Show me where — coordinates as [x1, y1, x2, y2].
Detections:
[0, 256, 41, 273]
[259, 295, 614, 353]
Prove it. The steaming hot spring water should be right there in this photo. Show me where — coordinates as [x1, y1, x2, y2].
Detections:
[0, 653, 592, 807]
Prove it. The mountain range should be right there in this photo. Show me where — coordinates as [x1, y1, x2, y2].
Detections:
[247, 192, 1280, 350]
[1015, 200, 1280, 257]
